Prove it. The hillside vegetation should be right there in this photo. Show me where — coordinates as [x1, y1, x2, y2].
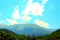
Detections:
[0, 29, 60, 40]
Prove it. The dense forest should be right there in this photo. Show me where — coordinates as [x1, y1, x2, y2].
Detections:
[0, 29, 60, 40]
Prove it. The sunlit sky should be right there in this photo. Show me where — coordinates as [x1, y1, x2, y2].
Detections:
[0, 0, 60, 29]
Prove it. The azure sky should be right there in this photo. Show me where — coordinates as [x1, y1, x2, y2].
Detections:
[0, 0, 60, 29]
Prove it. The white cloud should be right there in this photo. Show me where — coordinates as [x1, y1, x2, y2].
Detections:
[21, 16, 31, 21]
[42, 0, 48, 5]
[12, 9, 21, 19]
[31, 3, 44, 16]
[35, 19, 49, 28]
[19, 22, 26, 24]
[22, 0, 33, 16]
[22, 0, 46, 16]
[12, 5, 32, 21]
[6, 18, 18, 25]
[12, 5, 21, 19]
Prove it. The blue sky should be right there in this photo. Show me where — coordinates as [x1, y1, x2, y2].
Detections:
[0, 0, 60, 29]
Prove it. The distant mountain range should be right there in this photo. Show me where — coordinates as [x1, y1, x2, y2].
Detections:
[0, 24, 56, 36]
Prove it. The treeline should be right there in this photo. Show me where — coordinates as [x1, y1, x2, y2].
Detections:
[0, 29, 60, 40]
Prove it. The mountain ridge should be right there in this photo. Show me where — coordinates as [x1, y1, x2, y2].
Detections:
[0, 24, 54, 36]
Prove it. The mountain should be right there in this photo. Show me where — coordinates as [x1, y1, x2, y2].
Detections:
[0, 29, 18, 40]
[12, 24, 55, 36]
[0, 29, 16, 35]
[41, 29, 60, 40]
[0, 24, 54, 36]
[50, 29, 60, 38]
[0, 28, 60, 40]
